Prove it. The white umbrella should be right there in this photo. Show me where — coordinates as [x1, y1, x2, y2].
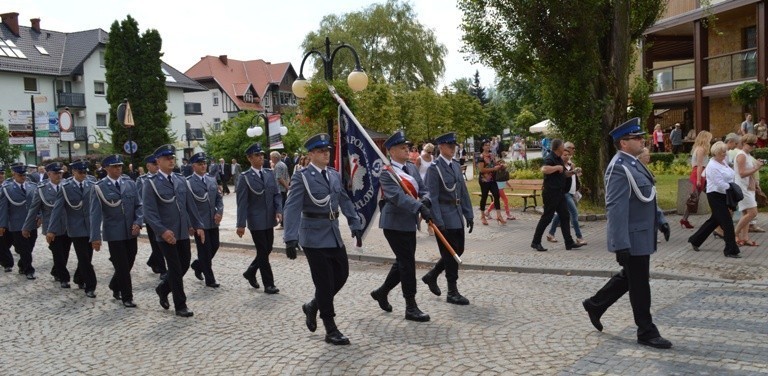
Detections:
[529, 119, 553, 134]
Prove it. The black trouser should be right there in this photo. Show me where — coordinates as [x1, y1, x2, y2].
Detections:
[245, 229, 275, 288]
[146, 226, 167, 274]
[222, 180, 230, 194]
[11, 231, 36, 274]
[671, 144, 681, 155]
[192, 228, 220, 284]
[532, 191, 574, 245]
[71, 237, 97, 292]
[157, 239, 191, 311]
[107, 238, 138, 302]
[304, 246, 349, 320]
[479, 180, 500, 211]
[381, 229, 418, 298]
[688, 192, 740, 256]
[585, 253, 660, 341]
[0, 232, 13, 268]
[427, 228, 465, 284]
[280, 192, 287, 226]
[50, 234, 72, 283]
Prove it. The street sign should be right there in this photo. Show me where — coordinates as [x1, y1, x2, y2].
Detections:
[123, 140, 138, 154]
[33, 95, 47, 104]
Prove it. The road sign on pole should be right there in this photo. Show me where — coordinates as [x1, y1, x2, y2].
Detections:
[123, 140, 138, 154]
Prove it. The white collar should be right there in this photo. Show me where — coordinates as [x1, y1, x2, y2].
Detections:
[250, 167, 263, 174]
[439, 155, 453, 165]
[309, 163, 326, 174]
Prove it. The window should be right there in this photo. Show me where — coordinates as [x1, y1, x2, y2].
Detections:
[34, 45, 49, 55]
[0, 39, 26, 58]
[212, 92, 219, 106]
[55, 80, 72, 93]
[213, 117, 221, 131]
[161, 67, 176, 83]
[743, 26, 757, 49]
[99, 51, 105, 67]
[96, 113, 108, 128]
[94, 81, 106, 95]
[244, 91, 253, 103]
[742, 26, 757, 78]
[23, 77, 38, 92]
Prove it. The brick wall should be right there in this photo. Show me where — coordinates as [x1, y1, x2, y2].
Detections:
[709, 97, 743, 137]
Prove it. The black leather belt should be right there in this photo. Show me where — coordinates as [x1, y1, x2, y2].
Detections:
[439, 199, 461, 206]
[302, 211, 339, 220]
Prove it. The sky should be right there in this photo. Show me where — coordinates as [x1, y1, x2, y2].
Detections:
[3, 0, 497, 88]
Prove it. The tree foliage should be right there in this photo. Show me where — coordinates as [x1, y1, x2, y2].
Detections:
[628, 76, 654, 122]
[731, 81, 766, 114]
[460, 0, 664, 201]
[301, 0, 447, 90]
[0, 123, 22, 167]
[470, 70, 489, 106]
[104, 15, 171, 163]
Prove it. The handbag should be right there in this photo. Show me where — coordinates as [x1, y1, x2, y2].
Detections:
[686, 191, 699, 213]
[756, 187, 768, 208]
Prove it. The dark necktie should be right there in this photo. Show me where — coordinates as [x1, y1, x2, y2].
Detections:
[114, 180, 120, 192]
[19, 184, 26, 195]
[321, 169, 328, 182]
[79, 182, 84, 193]
[257, 170, 262, 180]
[402, 164, 410, 176]
[168, 175, 174, 187]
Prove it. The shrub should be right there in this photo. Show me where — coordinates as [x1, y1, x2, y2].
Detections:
[752, 147, 768, 160]
[646, 161, 667, 175]
[510, 168, 543, 179]
[649, 152, 675, 166]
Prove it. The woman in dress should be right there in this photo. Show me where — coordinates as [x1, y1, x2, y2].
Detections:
[680, 130, 712, 229]
[476, 139, 505, 225]
[415, 143, 435, 182]
[687, 141, 741, 258]
[734, 134, 764, 246]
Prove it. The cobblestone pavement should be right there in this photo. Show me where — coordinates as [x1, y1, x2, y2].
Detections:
[215, 192, 768, 284]
[2, 238, 768, 375]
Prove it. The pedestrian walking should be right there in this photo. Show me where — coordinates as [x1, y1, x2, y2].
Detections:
[187, 152, 224, 288]
[582, 118, 672, 350]
[137, 155, 167, 278]
[0, 163, 39, 280]
[283, 133, 363, 346]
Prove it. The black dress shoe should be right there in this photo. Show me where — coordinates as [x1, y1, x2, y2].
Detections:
[446, 292, 470, 305]
[193, 266, 203, 281]
[264, 286, 280, 294]
[78, 283, 86, 290]
[206, 282, 220, 288]
[324, 330, 351, 345]
[156, 286, 170, 310]
[370, 289, 393, 312]
[405, 307, 431, 322]
[421, 274, 441, 296]
[85, 291, 96, 298]
[26, 273, 36, 280]
[53, 275, 60, 282]
[582, 300, 603, 332]
[531, 243, 548, 252]
[242, 271, 260, 289]
[691, 244, 701, 252]
[638, 336, 672, 349]
[3, 266, 11, 273]
[175, 308, 194, 317]
[123, 301, 137, 308]
[302, 302, 318, 332]
[725, 253, 742, 258]
[112, 290, 121, 300]
[565, 242, 583, 250]
[60, 282, 71, 289]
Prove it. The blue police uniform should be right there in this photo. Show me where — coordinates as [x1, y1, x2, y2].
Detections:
[142, 145, 203, 317]
[137, 154, 166, 276]
[0, 163, 38, 278]
[583, 118, 673, 349]
[237, 143, 283, 293]
[0, 167, 13, 272]
[23, 162, 72, 287]
[421, 133, 473, 305]
[48, 160, 97, 295]
[90, 155, 143, 307]
[187, 152, 224, 287]
[283, 133, 362, 345]
[370, 131, 431, 322]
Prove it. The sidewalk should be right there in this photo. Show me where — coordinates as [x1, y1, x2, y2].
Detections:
[215, 191, 768, 284]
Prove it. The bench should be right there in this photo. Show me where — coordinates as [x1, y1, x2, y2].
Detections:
[506, 179, 544, 212]
[471, 179, 544, 212]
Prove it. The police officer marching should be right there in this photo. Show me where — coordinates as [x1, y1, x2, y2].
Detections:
[23, 162, 71, 288]
[137, 154, 167, 278]
[143, 145, 204, 318]
[187, 152, 224, 288]
[90, 155, 143, 308]
[283, 133, 363, 346]
[48, 160, 97, 297]
[0, 162, 39, 279]
[370, 131, 431, 322]
[0, 167, 16, 273]
[236, 143, 282, 294]
[421, 132, 474, 305]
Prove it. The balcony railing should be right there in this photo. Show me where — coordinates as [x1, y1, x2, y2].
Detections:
[57, 92, 86, 108]
[184, 102, 202, 114]
[74, 126, 87, 141]
[706, 48, 757, 85]
[651, 62, 695, 92]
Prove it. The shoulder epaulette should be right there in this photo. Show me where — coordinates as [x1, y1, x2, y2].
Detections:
[240, 170, 249, 175]
[37, 182, 46, 188]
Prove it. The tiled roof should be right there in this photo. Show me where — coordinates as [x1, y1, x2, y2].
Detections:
[185, 56, 295, 112]
[0, 22, 204, 92]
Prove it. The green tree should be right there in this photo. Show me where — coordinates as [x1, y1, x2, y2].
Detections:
[0, 123, 22, 166]
[353, 80, 399, 133]
[460, 0, 664, 201]
[450, 77, 472, 95]
[628, 76, 654, 122]
[104, 15, 171, 162]
[302, 0, 447, 90]
[470, 70, 489, 106]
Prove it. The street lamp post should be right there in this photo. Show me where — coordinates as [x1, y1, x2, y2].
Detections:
[84, 134, 100, 155]
[291, 36, 368, 168]
[247, 113, 288, 168]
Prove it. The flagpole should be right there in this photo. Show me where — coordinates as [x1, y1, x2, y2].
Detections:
[330, 84, 462, 264]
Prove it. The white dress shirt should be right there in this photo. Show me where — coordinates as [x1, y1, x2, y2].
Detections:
[705, 159, 735, 194]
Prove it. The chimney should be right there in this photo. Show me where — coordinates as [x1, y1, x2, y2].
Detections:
[219, 55, 228, 65]
[1, 12, 20, 37]
[30, 18, 40, 33]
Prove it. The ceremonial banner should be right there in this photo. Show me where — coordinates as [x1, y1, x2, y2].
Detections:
[334, 90, 386, 244]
